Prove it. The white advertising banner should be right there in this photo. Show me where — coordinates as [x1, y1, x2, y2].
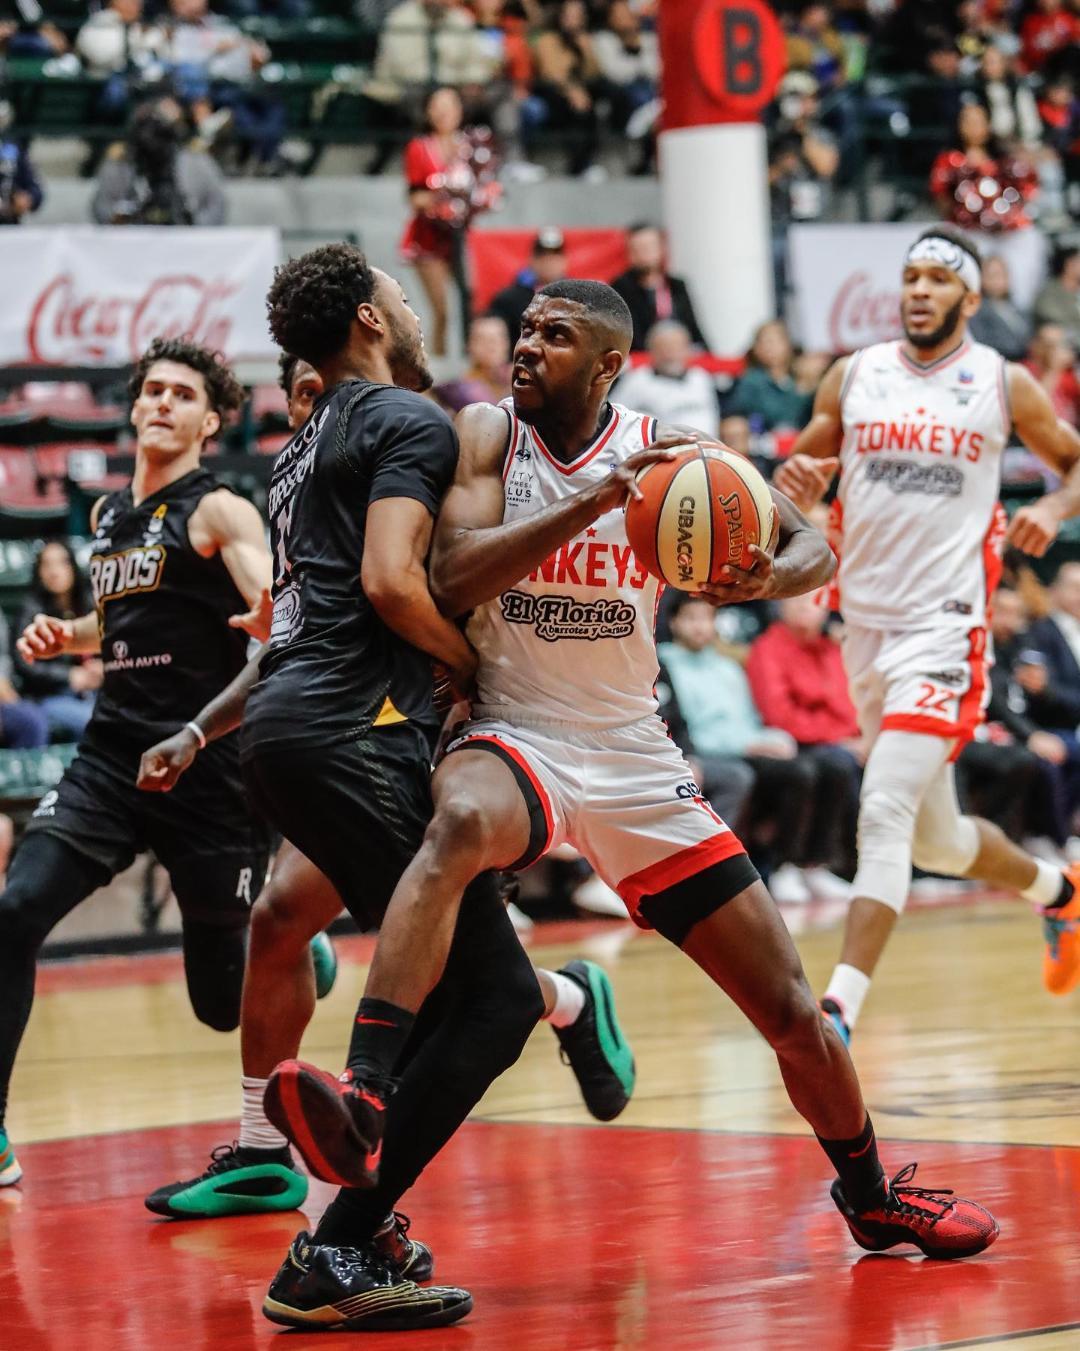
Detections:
[0, 227, 280, 365]
[789, 222, 1048, 353]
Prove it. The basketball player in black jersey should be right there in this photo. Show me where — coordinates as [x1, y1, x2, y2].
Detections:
[0, 339, 274, 1191]
[137, 349, 632, 1250]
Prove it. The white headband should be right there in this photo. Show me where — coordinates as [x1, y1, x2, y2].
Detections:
[905, 236, 981, 293]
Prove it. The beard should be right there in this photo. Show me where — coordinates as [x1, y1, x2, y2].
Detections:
[903, 294, 965, 350]
[386, 318, 432, 392]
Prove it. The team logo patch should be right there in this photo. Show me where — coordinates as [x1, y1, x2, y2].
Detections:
[958, 369, 974, 384]
[113, 640, 128, 660]
[500, 589, 636, 642]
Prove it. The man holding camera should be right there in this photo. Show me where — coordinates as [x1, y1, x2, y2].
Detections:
[91, 94, 226, 226]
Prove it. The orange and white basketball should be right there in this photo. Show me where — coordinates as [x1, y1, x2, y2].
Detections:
[624, 442, 777, 590]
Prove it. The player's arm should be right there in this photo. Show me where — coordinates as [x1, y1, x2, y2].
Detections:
[770, 356, 848, 510]
[363, 499, 477, 688]
[191, 489, 274, 641]
[137, 647, 265, 792]
[430, 403, 676, 617]
[696, 487, 835, 606]
[1004, 362, 1080, 557]
[19, 498, 107, 662]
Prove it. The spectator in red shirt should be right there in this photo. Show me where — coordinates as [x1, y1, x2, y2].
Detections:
[1020, 0, 1080, 75]
[748, 590, 862, 881]
[1024, 322, 1080, 426]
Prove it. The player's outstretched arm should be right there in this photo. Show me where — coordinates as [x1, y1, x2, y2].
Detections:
[771, 356, 848, 510]
[695, 488, 835, 606]
[431, 402, 676, 617]
[191, 489, 275, 642]
[136, 647, 265, 792]
[1005, 362, 1080, 557]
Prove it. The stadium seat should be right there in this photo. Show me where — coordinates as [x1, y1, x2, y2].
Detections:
[0, 448, 69, 537]
[256, 433, 291, 457]
[0, 409, 42, 448]
[42, 412, 127, 444]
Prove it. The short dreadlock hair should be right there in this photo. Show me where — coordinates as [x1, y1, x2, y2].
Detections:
[266, 243, 378, 367]
[129, 337, 244, 418]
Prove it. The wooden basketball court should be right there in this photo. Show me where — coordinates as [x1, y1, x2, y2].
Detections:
[3, 889, 1079, 1350]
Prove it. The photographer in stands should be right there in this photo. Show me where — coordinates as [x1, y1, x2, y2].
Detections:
[91, 95, 226, 225]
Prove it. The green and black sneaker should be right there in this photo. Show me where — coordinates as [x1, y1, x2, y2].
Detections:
[144, 1141, 309, 1219]
[263, 1231, 472, 1332]
[553, 959, 635, 1121]
[0, 1128, 22, 1187]
[310, 931, 338, 1000]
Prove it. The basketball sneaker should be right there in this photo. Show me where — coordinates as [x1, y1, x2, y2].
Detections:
[820, 997, 851, 1047]
[144, 1141, 308, 1218]
[553, 960, 635, 1121]
[310, 931, 338, 1000]
[263, 1231, 472, 1332]
[831, 1162, 999, 1259]
[1041, 868, 1080, 995]
[372, 1212, 434, 1282]
[0, 1129, 22, 1187]
[264, 1060, 386, 1188]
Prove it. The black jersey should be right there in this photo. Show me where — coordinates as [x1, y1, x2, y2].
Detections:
[241, 379, 458, 755]
[87, 467, 250, 751]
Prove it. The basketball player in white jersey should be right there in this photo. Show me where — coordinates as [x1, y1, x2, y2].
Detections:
[775, 226, 1080, 1042]
[269, 280, 998, 1262]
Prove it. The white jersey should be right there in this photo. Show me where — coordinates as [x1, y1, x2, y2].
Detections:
[835, 337, 1009, 631]
[466, 400, 663, 729]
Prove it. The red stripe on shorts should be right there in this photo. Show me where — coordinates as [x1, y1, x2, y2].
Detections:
[451, 733, 555, 857]
[617, 831, 746, 919]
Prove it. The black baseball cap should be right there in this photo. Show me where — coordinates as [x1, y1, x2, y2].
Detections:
[533, 227, 566, 255]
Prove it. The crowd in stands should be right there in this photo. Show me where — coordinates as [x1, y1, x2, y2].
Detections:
[0, 3, 1075, 224]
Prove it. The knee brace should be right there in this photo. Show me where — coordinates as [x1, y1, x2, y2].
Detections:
[852, 785, 919, 915]
[182, 921, 247, 1032]
[911, 811, 979, 878]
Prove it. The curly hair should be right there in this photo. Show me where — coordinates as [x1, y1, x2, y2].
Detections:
[278, 350, 301, 397]
[265, 243, 378, 367]
[128, 337, 244, 417]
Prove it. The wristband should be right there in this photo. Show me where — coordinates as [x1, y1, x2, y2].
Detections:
[184, 721, 207, 750]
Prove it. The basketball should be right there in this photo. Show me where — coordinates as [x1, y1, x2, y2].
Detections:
[624, 443, 778, 590]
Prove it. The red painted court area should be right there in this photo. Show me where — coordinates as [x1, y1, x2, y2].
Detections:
[2, 1120, 1078, 1351]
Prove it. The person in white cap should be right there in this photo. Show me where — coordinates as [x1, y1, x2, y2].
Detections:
[775, 225, 1080, 1039]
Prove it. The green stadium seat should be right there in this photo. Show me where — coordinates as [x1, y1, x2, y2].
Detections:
[0, 745, 77, 809]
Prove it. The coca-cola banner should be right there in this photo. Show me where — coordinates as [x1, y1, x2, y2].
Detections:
[1, 227, 280, 366]
[789, 222, 1048, 354]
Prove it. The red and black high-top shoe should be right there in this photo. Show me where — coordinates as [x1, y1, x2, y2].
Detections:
[831, 1162, 999, 1259]
[264, 1061, 387, 1189]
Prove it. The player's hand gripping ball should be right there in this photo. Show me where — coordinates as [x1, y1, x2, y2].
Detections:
[624, 443, 777, 590]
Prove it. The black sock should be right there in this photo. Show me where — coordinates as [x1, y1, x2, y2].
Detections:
[817, 1115, 887, 1211]
[346, 998, 416, 1085]
[1046, 873, 1075, 911]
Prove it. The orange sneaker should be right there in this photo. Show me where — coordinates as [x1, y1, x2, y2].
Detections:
[1041, 867, 1080, 995]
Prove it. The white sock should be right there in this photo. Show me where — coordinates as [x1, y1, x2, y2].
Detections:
[542, 970, 587, 1028]
[1020, 859, 1065, 907]
[824, 964, 872, 1030]
[239, 1075, 289, 1152]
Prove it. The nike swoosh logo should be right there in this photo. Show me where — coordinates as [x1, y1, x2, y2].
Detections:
[366, 1140, 382, 1173]
[355, 1016, 397, 1027]
[848, 1136, 876, 1159]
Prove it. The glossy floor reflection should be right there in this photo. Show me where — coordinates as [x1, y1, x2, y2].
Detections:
[2, 1120, 1078, 1351]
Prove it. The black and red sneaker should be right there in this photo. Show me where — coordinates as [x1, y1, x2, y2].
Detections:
[831, 1162, 999, 1259]
[372, 1212, 434, 1282]
[264, 1060, 387, 1189]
